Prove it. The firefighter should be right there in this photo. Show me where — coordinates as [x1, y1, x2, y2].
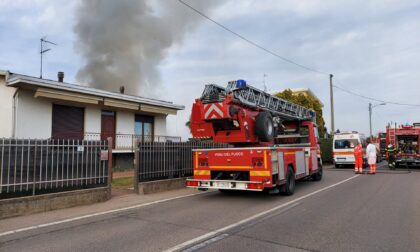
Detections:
[386, 144, 396, 170]
[353, 142, 363, 174]
[366, 138, 377, 174]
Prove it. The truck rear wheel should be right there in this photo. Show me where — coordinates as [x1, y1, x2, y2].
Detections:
[280, 167, 295, 196]
[312, 162, 323, 181]
[255, 112, 274, 142]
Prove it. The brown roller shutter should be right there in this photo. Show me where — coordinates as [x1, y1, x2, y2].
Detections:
[52, 104, 84, 140]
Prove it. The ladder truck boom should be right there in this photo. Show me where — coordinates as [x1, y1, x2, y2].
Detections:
[191, 80, 316, 144]
[201, 81, 315, 121]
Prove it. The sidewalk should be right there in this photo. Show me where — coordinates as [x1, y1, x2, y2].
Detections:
[0, 187, 204, 234]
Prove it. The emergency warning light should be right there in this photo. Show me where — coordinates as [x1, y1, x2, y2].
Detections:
[236, 79, 247, 89]
[309, 111, 315, 117]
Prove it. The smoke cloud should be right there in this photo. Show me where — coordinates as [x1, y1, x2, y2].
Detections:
[74, 0, 219, 96]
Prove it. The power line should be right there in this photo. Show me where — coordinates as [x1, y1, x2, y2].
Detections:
[333, 84, 420, 107]
[178, 0, 329, 76]
[179, 0, 420, 107]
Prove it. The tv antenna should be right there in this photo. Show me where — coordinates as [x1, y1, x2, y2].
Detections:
[263, 73, 268, 92]
[40, 37, 57, 79]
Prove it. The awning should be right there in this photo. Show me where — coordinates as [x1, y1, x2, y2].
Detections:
[140, 104, 177, 115]
[104, 98, 139, 110]
[34, 88, 102, 104]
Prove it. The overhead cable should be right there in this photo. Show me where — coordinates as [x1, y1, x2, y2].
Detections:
[179, 0, 420, 107]
[178, 0, 329, 76]
[333, 84, 420, 107]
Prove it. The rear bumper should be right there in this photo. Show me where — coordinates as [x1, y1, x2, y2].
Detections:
[334, 159, 355, 165]
[396, 159, 420, 167]
[186, 179, 267, 191]
[334, 157, 366, 165]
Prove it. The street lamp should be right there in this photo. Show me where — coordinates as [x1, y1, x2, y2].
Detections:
[369, 102, 386, 138]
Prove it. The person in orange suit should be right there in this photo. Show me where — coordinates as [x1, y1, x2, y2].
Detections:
[354, 142, 363, 174]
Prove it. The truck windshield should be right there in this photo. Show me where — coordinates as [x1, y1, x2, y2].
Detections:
[334, 139, 359, 149]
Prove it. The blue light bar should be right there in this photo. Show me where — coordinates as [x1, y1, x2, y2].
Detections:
[309, 111, 316, 117]
[236, 79, 247, 89]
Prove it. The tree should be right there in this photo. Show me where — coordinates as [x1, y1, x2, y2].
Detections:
[274, 89, 326, 138]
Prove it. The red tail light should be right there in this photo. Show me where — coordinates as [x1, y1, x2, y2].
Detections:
[186, 180, 199, 187]
[247, 183, 263, 190]
[187, 180, 199, 187]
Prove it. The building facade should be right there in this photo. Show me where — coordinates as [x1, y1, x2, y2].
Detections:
[0, 70, 184, 153]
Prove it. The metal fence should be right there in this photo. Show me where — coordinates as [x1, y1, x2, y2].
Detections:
[0, 138, 110, 199]
[84, 133, 181, 152]
[136, 141, 228, 182]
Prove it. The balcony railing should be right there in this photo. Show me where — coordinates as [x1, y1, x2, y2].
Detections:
[84, 133, 181, 152]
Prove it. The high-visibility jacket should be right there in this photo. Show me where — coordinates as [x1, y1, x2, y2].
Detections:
[386, 147, 396, 154]
[354, 144, 363, 158]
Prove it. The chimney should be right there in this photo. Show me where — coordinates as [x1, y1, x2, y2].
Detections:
[57, 72, 64, 82]
[119, 86, 125, 94]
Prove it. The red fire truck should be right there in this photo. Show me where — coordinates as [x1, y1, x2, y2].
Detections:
[186, 80, 322, 195]
[386, 123, 420, 168]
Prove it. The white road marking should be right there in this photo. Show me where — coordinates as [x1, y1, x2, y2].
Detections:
[183, 202, 301, 252]
[0, 191, 211, 238]
[164, 174, 360, 252]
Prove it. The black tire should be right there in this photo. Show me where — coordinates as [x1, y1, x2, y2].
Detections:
[334, 163, 340, 168]
[312, 162, 323, 181]
[255, 112, 274, 142]
[280, 167, 295, 196]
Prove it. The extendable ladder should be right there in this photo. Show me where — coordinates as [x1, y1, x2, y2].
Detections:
[200, 81, 315, 121]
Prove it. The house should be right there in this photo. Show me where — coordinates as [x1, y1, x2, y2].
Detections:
[0, 70, 184, 155]
[283, 88, 324, 107]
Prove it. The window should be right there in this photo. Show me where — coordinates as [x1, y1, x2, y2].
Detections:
[52, 104, 84, 140]
[334, 139, 359, 149]
[135, 115, 154, 141]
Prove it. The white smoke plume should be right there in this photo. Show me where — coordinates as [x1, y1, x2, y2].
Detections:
[74, 0, 219, 96]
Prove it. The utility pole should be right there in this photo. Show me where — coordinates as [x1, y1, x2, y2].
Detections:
[369, 103, 372, 138]
[329, 74, 335, 135]
[369, 102, 385, 139]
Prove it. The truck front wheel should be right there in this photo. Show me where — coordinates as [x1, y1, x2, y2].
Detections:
[280, 167, 295, 196]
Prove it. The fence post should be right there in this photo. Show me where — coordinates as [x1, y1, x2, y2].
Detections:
[107, 137, 113, 198]
[134, 139, 140, 194]
[32, 140, 37, 196]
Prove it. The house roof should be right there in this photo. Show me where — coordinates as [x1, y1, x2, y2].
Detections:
[279, 88, 324, 107]
[2, 70, 184, 111]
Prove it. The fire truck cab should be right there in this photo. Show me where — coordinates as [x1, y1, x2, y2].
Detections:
[186, 80, 322, 195]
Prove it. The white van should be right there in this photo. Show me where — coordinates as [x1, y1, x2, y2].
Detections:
[333, 131, 365, 168]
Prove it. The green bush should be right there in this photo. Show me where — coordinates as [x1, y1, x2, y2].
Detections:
[320, 138, 333, 164]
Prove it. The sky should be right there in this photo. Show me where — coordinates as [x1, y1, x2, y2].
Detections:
[1, 0, 420, 140]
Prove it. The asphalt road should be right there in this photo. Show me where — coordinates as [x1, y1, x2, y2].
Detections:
[0, 164, 419, 252]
